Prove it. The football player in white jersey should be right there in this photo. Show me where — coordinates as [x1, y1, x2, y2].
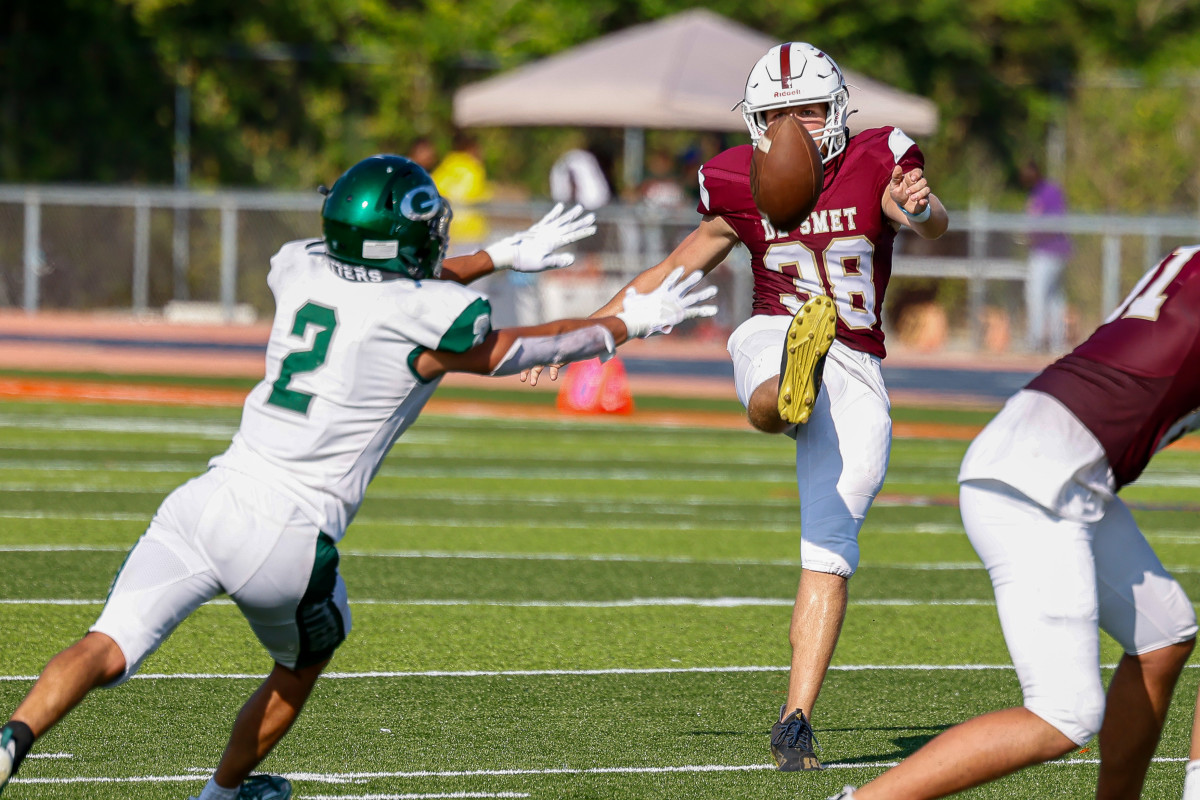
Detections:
[0, 154, 717, 800]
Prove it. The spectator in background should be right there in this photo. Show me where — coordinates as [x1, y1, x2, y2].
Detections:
[679, 133, 730, 204]
[638, 148, 687, 211]
[547, 139, 617, 287]
[549, 144, 614, 212]
[405, 136, 438, 172]
[637, 148, 689, 265]
[1020, 160, 1071, 353]
[432, 130, 493, 255]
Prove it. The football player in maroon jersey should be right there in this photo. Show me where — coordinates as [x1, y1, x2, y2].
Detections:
[830, 246, 1200, 799]
[527, 41, 948, 770]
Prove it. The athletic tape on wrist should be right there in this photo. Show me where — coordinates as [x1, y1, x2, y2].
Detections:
[901, 204, 932, 224]
[490, 325, 616, 376]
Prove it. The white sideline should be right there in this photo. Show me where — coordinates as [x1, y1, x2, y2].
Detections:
[8, 756, 1190, 787]
[0, 596, 998, 608]
[14, 544, 1200, 574]
[0, 542, 987, 570]
[301, 795, 529, 799]
[7, 662, 1178, 682]
[297, 796, 528, 800]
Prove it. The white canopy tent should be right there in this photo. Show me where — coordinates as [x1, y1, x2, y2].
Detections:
[453, 9, 939, 186]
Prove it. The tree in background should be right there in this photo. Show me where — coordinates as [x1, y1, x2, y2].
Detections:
[4, 0, 1200, 214]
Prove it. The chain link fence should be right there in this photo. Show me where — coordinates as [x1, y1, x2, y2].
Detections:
[2, 185, 1199, 354]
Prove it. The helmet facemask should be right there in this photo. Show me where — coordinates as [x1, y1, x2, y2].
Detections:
[740, 42, 851, 165]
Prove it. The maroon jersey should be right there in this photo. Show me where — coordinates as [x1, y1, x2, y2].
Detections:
[1027, 246, 1200, 488]
[697, 126, 924, 358]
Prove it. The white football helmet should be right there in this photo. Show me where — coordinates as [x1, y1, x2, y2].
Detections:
[740, 42, 850, 164]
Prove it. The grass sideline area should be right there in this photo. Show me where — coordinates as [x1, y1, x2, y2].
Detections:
[0, 394, 1197, 799]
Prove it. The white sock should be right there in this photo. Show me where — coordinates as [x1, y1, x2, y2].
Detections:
[198, 776, 239, 800]
[1183, 760, 1200, 800]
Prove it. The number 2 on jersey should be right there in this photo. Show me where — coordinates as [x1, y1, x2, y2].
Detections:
[267, 302, 338, 414]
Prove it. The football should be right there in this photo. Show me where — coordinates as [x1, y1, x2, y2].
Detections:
[749, 115, 824, 232]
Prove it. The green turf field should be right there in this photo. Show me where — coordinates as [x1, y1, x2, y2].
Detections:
[1, 396, 1199, 799]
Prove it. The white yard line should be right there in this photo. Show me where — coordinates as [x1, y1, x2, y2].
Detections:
[300, 794, 530, 799]
[0, 515, 966, 535]
[9, 756, 1189, 788]
[4, 663, 1165, 683]
[0, 596, 996, 608]
[10, 660, 1200, 683]
[0, 543, 983, 569]
[15, 540, 1200, 574]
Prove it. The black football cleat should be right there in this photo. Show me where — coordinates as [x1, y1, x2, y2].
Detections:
[770, 705, 823, 771]
[777, 295, 837, 425]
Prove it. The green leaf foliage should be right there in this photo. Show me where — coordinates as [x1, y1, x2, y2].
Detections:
[5, 0, 1200, 210]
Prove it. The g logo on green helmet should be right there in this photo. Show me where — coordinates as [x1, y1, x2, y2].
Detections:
[400, 186, 441, 222]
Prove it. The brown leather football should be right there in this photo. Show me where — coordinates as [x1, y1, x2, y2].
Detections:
[750, 115, 824, 232]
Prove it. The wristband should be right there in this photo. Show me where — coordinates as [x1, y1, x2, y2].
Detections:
[901, 204, 932, 224]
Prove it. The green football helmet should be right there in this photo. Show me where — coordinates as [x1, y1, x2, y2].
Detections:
[321, 154, 452, 279]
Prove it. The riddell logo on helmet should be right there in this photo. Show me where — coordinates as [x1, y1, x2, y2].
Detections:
[772, 89, 809, 98]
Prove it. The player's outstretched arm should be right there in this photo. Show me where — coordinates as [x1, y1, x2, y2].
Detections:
[592, 215, 737, 317]
[522, 215, 735, 385]
[415, 267, 718, 380]
[439, 251, 494, 284]
[441, 204, 597, 286]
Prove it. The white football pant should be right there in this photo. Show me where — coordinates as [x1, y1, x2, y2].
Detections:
[960, 479, 1197, 745]
[728, 315, 892, 577]
[92, 467, 352, 683]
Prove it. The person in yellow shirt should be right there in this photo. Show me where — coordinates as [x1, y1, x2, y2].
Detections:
[431, 131, 492, 252]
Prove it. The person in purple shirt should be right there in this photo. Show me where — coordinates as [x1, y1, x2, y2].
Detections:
[829, 245, 1200, 799]
[1021, 160, 1072, 352]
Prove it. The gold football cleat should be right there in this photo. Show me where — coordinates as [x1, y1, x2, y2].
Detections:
[777, 295, 837, 425]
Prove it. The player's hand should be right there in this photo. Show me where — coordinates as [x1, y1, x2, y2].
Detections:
[616, 267, 719, 338]
[520, 364, 562, 385]
[889, 165, 931, 215]
[484, 204, 597, 273]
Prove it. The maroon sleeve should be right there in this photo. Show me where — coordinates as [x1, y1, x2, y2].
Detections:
[696, 145, 755, 218]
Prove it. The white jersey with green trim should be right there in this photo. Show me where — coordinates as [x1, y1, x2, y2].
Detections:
[209, 239, 491, 541]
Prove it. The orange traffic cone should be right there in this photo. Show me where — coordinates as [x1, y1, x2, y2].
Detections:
[556, 356, 634, 415]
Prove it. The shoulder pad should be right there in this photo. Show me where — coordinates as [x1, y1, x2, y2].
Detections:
[697, 145, 754, 216]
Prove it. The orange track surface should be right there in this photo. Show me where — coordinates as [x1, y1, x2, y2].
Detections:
[11, 375, 1199, 451]
[0, 313, 1194, 450]
[5, 376, 1199, 453]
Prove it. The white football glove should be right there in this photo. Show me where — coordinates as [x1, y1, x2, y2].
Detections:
[484, 203, 597, 273]
[616, 267, 719, 339]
